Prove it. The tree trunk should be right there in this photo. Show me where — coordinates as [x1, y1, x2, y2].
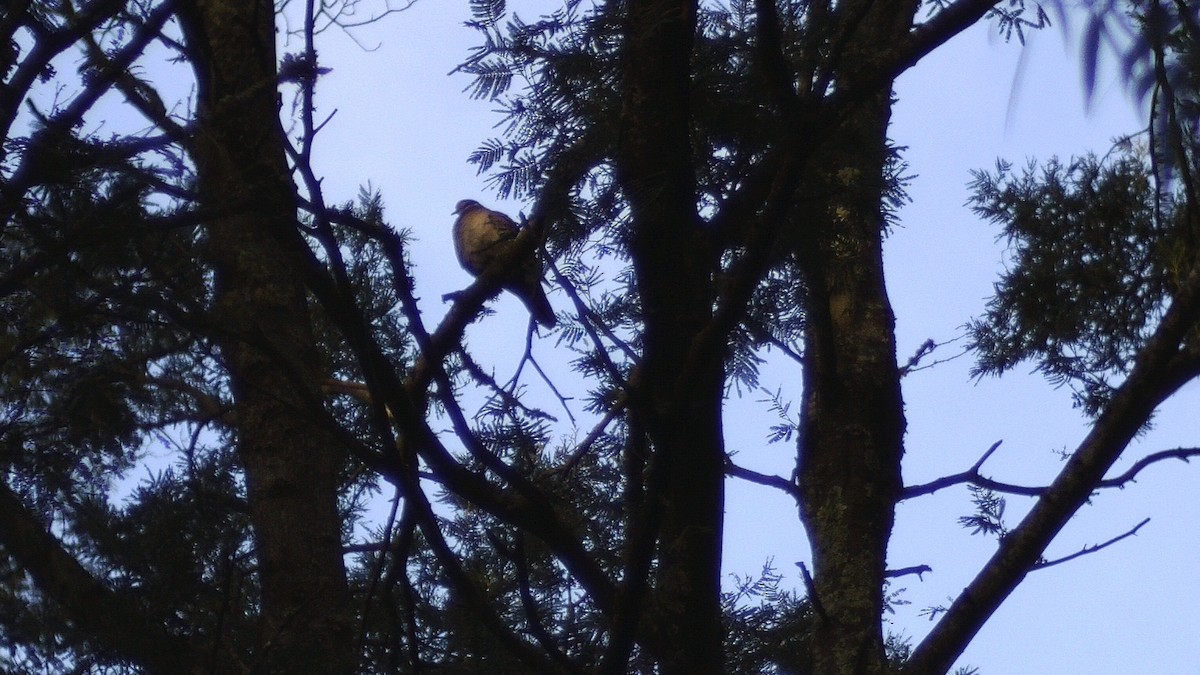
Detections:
[796, 119, 905, 674]
[796, 3, 917, 674]
[617, 1, 726, 672]
[179, 1, 355, 671]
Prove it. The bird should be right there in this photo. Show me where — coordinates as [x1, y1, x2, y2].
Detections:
[452, 199, 556, 328]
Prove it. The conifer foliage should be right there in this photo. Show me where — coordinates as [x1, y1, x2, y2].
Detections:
[1, 1, 1197, 674]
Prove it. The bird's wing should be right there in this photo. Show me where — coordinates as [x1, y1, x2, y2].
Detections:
[485, 209, 520, 238]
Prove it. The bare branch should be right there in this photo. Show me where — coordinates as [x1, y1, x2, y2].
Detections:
[527, 347, 577, 425]
[1034, 518, 1151, 571]
[906, 260, 1200, 675]
[899, 335, 969, 377]
[896, 0, 1006, 83]
[885, 564, 933, 580]
[458, 348, 557, 423]
[903, 442, 1200, 500]
[902, 441, 1006, 499]
[795, 561, 827, 623]
[558, 393, 626, 475]
[1100, 446, 1200, 488]
[725, 459, 802, 505]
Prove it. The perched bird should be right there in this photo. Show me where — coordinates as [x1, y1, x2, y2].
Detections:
[452, 199, 556, 328]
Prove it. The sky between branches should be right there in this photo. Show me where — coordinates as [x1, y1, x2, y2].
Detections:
[291, 3, 1200, 673]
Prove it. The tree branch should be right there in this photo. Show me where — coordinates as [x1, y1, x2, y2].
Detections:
[885, 565, 933, 580]
[558, 393, 627, 475]
[796, 561, 828, 622]
[1099, 446, 1200, 488]
[905, 262, 1200, 674]
[725, 459, 802, 505]
[1, 0, 177, 226]
[1034, 518, 1151, 570]
[495, 531, 586, 674]
[0, 480, 194, 672]
[903, 442, 1200, 500]
[0, 0, 129, 142]
[814, 0, 1005, 126]
[294, 204, 620, 621]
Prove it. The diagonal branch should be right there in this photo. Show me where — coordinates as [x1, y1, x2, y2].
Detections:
[558, 393, 627, 475]
[295, 203, 620, 620]
[905, 263, 1200, 675]
[1034, 517, 1151, 570]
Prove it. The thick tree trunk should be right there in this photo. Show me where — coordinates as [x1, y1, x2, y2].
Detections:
[795, 3, 917, 674]
[179, 1, 354, 672]
[617, 1, 726, 672]
[796, 119, 905, 674]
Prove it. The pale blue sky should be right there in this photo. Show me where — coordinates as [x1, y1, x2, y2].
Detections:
[304, 3, 1199, 673]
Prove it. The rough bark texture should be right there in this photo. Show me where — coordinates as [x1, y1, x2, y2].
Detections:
[795, 3, 918, 674]
[617, 0, 726, 672]
[179, 1, 355, 671]
[797, 110, 904, 675]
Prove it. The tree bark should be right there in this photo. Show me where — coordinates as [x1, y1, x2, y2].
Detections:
[178, 1, 354, 671]
[617, 0, 726, 672]
[795, 3, 918, 674]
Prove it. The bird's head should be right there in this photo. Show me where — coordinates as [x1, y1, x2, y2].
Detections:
[453, 199, 482, 215]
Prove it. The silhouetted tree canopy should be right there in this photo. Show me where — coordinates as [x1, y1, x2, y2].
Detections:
[1, 0, 1197, 674]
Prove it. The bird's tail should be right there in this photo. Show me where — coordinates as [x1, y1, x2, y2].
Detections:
[515, 282, 556, 329]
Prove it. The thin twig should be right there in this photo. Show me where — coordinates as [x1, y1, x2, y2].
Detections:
[558, 394, 627, 475]
[1033, 518, 1151, 570]
[459, 349, 556, 423]
[355, 483, 404, 660]
[528, 348, 577, 425]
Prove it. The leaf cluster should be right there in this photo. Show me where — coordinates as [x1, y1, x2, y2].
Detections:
[0, 137, 268, 670]
[457, 1, 847, 397]
[722, 561, 814, 674]
[11, 0, 1195, 671]
[966, 151, 1182, 413]
[1, 134, 209, 491]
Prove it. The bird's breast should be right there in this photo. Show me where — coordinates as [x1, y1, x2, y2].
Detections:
[455, 212, 514, 275]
